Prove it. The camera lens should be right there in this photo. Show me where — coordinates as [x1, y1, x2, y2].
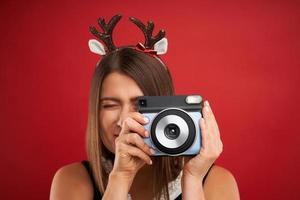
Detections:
[150, 108, 196, 154]
[164, 123, 180, 140]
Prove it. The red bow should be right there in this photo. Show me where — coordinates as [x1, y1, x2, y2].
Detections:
[135, 43, 157, 56]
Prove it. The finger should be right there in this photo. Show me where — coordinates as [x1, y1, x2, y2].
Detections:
[199, 117, 209, 151]
[202, 101, 216, 122]
[129, 112, 149, 125]
[124, 144, 153, 165]
[202, 101, 220, 136]
[125, 133, 154, 156]
[121, 117, 149, 137]
[200, 117, 222, 157]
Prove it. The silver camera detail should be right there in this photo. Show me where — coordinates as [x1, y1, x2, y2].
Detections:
[138, 95, 203, 156]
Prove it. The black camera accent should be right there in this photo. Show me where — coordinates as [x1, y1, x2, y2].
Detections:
[164, 123, 180, 140]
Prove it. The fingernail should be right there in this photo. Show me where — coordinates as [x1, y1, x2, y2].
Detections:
[205, 101, 210, 107]
[150, 148, 155, 155]
[149, 159, 153, 165]
[144, 117, 149, 123]
[145, 130, 149, 137]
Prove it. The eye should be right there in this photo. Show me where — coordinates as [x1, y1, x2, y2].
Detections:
[102, 104, 118, 109]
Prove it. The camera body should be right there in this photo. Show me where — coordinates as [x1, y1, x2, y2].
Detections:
[138, 95, 203, 156]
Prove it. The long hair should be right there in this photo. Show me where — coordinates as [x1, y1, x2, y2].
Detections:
[86, 47, 183, 199]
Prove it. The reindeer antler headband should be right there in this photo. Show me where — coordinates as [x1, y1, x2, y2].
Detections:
[88, 14, 168, 56]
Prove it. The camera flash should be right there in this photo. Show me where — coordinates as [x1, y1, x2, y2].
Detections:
[185, 95, 202, 104]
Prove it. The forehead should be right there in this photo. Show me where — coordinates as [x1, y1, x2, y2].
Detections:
[100, 72, 144, 99]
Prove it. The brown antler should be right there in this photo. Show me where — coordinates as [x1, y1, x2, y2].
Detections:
[89, 14, 122, 51]
[129, 17, 165, 49]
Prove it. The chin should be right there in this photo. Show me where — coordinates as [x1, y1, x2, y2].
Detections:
[108, 136, 117, 154]
[102, 138, 116, 155]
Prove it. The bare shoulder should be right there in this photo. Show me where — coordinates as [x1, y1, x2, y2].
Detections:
[203, 165, 240, 200]
[50, 162, 94, 200]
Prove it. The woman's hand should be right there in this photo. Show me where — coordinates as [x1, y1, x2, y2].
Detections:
[111, 112, 154, 180]
[103, 112, 153, 200]
[183, 100, 223, 180]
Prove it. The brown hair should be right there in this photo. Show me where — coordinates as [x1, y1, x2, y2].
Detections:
[86, 47, 183, 199]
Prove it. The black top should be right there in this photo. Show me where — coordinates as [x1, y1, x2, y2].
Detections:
[81, 160, 213, 200]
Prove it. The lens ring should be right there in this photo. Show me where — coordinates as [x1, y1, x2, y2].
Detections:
[150, 108, 196, 155]
[156, 115, 189, 148]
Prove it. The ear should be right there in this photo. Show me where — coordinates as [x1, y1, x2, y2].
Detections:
[153, 38, 168, 55]
[88, 39, 106, 55]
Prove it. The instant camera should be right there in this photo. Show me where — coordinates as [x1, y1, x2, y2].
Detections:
[138, 95, 203, 156]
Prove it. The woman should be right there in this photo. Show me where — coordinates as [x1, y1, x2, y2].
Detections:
[50, 15, 239, 200]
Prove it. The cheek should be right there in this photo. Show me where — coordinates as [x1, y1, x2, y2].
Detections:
[99, 110, 119, 152]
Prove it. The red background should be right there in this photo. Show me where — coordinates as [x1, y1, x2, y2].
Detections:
[1, 0, 299, 199]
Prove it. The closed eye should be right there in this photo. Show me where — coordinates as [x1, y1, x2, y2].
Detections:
[101, 104, 118, 109]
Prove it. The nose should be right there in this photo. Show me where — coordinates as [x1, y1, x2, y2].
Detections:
[116, 104, 134, 127]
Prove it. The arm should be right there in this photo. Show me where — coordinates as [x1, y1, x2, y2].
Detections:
[102, 172, 133, 200]
[181, 171, 206, 200]
[50, 113, 152, 200]
[102, 112, 153, 199]
[49, 163, 135, 200]
[182, 101, 239, 199]
[182, 166, 240, 200]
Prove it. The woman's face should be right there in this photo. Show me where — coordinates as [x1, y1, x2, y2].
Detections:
[99, 71, 144, 153]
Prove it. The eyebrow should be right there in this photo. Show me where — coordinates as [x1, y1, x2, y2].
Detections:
[100, 96, 140, 103]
